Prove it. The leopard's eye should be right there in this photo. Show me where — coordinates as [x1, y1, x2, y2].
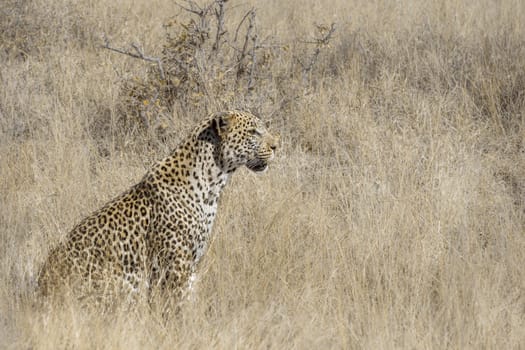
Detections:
[250, 129, 262, 136]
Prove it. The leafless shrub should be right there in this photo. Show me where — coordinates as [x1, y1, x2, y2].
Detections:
[103, 0, 336, 135]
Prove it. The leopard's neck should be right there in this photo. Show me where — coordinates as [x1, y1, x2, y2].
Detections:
[151, 130, 231, 219]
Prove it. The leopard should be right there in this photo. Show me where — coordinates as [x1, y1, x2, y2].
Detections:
[37, 110, 278, 306]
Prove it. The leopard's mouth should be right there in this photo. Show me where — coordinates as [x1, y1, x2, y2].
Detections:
[246, 159, 268, 173]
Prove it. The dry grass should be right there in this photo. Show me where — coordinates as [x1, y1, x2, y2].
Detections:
[1, 0, 524, 348]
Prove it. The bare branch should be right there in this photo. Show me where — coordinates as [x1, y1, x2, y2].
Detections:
[236, 9, 256, 83]
[101, 34, 165, 80]
[300, 22, 336, 74]
[317, 22, 336, 45]
[212, 0, 226, 51]
[173, 0, 204, 16]
[234, 9, 254, 43]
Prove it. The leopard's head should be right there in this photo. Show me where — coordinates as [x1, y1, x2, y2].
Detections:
[212, 110, 278, 173]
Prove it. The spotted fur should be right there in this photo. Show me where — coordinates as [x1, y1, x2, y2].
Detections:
[37, 110, 278, 302]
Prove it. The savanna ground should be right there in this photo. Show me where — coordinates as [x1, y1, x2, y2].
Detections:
[1, 0, 524, 348]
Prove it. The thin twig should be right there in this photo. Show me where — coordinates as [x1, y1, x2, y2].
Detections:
[248, 32, 258, 91]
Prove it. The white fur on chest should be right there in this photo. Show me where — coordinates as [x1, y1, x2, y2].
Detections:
[190, 173, 229, 264]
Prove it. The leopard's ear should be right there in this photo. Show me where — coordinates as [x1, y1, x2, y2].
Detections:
[212, 111, 233, 137]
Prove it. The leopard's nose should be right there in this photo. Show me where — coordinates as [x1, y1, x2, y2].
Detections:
[270, 134, 280, 152]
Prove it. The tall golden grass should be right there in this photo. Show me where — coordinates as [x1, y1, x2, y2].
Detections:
[1, 0, 524, 348]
